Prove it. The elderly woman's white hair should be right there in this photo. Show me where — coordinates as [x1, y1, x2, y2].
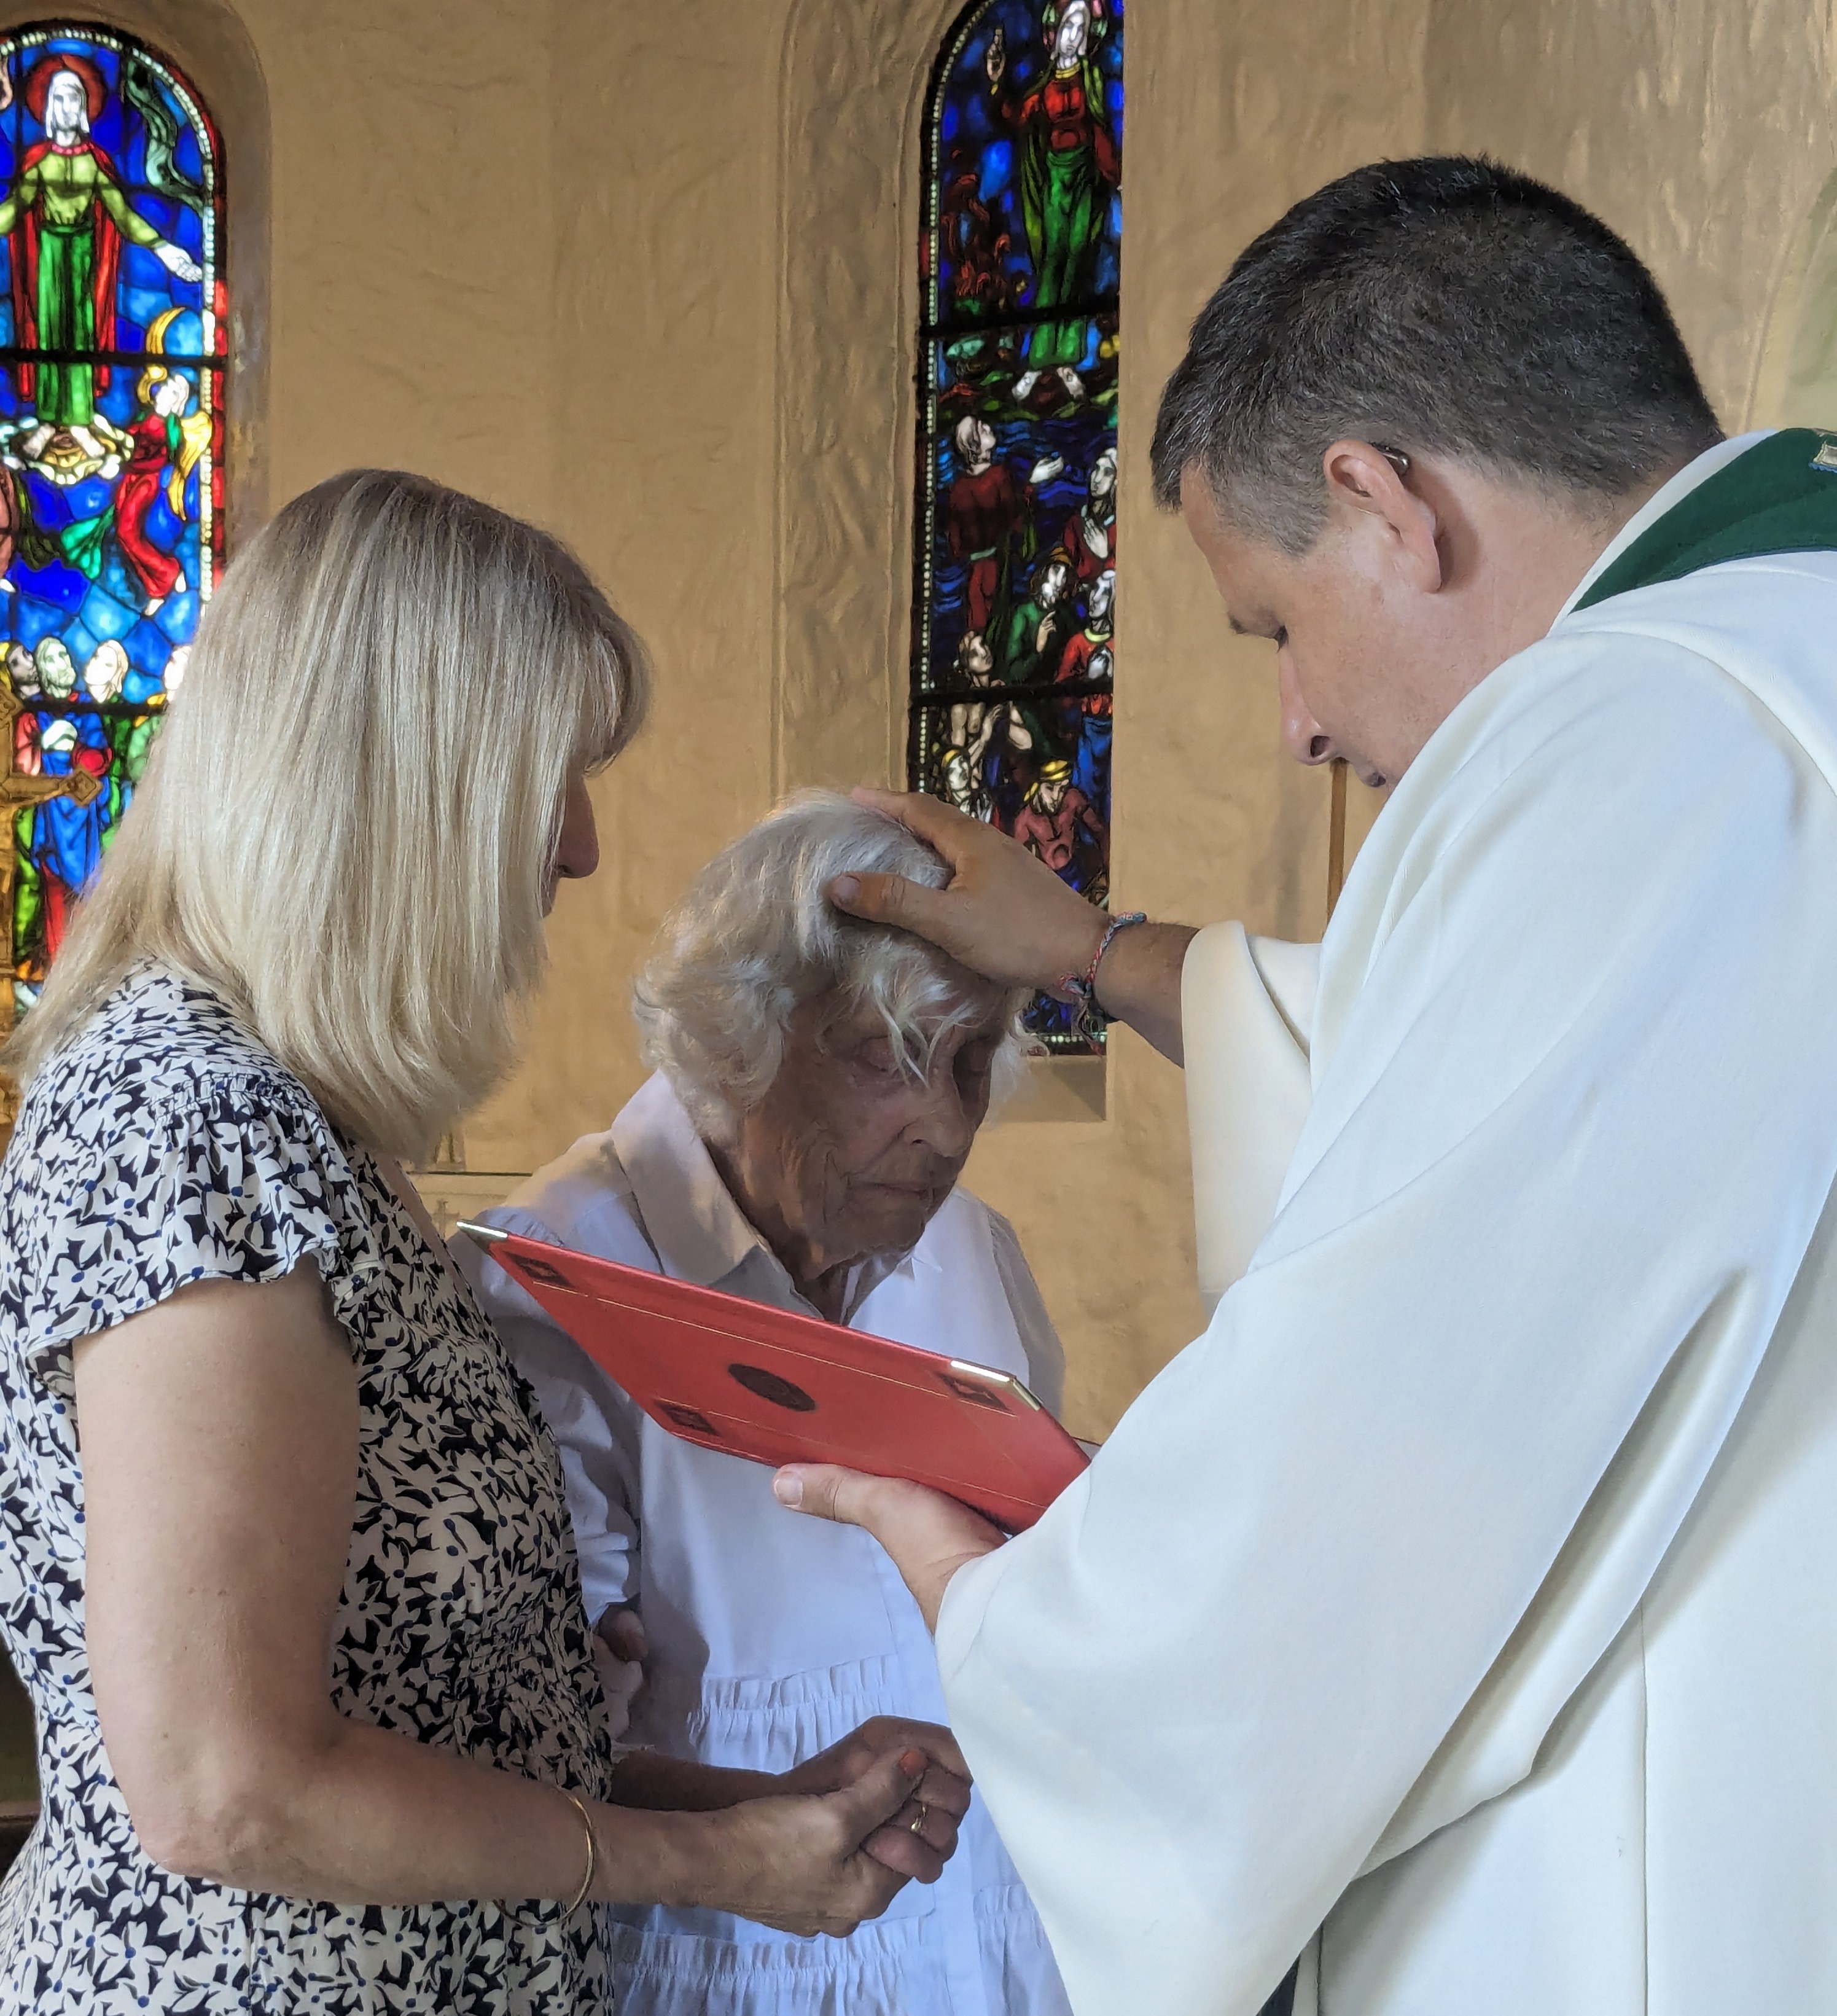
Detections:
[634, 791, 1032, 1142]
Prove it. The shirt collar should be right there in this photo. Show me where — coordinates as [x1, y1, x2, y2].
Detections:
[609, 1071, 921, 1320]
[1556, 431, 1771, 623]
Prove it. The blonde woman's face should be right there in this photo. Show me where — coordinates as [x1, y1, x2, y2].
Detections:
[542, 769, 599, 914]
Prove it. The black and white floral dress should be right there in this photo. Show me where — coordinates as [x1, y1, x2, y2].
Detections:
[0, 969, 614, 2012]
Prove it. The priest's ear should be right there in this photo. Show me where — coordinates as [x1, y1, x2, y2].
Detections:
[1320, 439, 1445, 593]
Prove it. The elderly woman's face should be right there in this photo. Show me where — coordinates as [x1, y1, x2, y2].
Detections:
[725, 994, 1001, 1288]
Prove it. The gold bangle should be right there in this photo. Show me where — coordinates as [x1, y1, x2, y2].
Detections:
[561, 1789, 596, 1915]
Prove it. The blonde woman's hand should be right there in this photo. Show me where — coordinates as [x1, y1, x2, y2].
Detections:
[780, 1716, 973, 1872]
[693, 1747, 946, 1937]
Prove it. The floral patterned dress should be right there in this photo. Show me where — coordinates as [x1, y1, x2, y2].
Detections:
[0, 969, 614, 2012]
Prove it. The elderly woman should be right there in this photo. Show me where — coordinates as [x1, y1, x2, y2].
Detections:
[459, 792, 1073, 2016]
[0, 476, 969, 2016]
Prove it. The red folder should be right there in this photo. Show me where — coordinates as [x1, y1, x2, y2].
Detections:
[459, 1224, 1090, 1531]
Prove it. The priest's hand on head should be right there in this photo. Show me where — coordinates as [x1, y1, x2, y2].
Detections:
[828, 787, 1106, 996]
[773, 1464, 1005, 1630]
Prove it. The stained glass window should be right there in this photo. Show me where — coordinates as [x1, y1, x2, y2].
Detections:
[0, 25, 223, 1040]
[911, 0, 1121, 1052]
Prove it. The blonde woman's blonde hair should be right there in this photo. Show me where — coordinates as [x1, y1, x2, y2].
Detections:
[6, 469, 649, 1158]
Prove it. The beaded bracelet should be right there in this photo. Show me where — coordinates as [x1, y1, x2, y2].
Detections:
[1056, 910, 1148, 1038]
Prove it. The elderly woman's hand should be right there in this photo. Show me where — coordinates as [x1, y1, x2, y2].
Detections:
[692, 1746, 951, 1937]
[591, 1606, 649, 1741]
[780, 1716, 973, 1872]
[773, 1466, 1006, 1630]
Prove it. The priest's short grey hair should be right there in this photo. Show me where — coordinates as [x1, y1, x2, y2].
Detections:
[1150, 155, 1724, 553]
[634, 791, 1031, 1143]
[7, 468, 649, 1161]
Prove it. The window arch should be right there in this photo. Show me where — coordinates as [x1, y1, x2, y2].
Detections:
[909, 0, 1122, 1051]
[0, 20, 224, 1039]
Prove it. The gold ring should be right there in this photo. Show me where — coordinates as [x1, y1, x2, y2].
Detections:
[907, 1802, 929, 1835]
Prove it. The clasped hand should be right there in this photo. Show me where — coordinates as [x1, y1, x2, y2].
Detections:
[712, 1718, 974, 1938]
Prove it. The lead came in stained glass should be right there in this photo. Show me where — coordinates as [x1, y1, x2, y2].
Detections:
[0, 25, 223, 1039]
[911, 0, 1121, 1052]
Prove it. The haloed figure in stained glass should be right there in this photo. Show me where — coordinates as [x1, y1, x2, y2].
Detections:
[988, 0, 1117, 396]
[0, 57, 200, 471]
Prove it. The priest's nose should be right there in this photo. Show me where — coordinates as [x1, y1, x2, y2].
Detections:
[1277, 657, 1334, 766]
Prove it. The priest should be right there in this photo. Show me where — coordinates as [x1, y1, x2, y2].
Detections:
[771, 157, 1837, 2016]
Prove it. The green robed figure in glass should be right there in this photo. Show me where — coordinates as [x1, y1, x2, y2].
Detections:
[986, 1, 1118, 372]
[0, 53, 200, 450]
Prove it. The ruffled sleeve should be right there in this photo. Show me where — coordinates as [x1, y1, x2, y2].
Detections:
[12, 1069, 386, 1397]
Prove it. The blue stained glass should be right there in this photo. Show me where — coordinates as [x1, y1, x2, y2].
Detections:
[127, 613, 174, 668]
[171, 122, 202, 189]
[155, 588, 197, 641]
[21, 475, 74, 532]
[0, 24, 226, 1024]
[79, 582, 136, 642]
[14, 558, 85, 610]
[124, 281, 180, 335]
[13, 595, 64, 649]
[912, 2, 1122, 1053]
[158, 310, 206, 357]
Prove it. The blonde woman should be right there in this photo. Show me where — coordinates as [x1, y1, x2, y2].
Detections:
[0, 472, 969, 2016]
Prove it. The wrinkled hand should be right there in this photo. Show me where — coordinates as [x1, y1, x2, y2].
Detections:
[701, 1747, 942, 1937]
[774, 1465, 1005, 1630]
[829, 788, 1103, 996]
[781, 1715, 973, 1877]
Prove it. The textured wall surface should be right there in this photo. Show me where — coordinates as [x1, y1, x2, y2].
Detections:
[50, 0, 1835, 1438]
[1423, 0, 1837, 429]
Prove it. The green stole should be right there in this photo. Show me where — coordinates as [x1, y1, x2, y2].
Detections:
[1574, 428, 1837, 610]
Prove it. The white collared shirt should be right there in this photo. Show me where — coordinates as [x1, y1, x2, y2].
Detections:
[454, 1071, 1070, 2016]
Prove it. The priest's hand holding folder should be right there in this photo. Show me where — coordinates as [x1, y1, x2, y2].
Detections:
[773, 1466, 1007, 1631]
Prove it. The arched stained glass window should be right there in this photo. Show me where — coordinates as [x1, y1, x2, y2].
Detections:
[910, 0, 1121, 1052]
[0, 23, 223, 1040]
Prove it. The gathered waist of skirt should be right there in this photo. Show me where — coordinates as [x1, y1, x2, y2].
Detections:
[634, 1653, 946, 1768]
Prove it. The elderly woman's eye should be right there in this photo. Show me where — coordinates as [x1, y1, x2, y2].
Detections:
[957, 1039, 997, 1088]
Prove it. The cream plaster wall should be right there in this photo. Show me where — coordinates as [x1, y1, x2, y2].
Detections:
[1421, 0, 1837, 430]
[67, 0, 1837, 1439]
